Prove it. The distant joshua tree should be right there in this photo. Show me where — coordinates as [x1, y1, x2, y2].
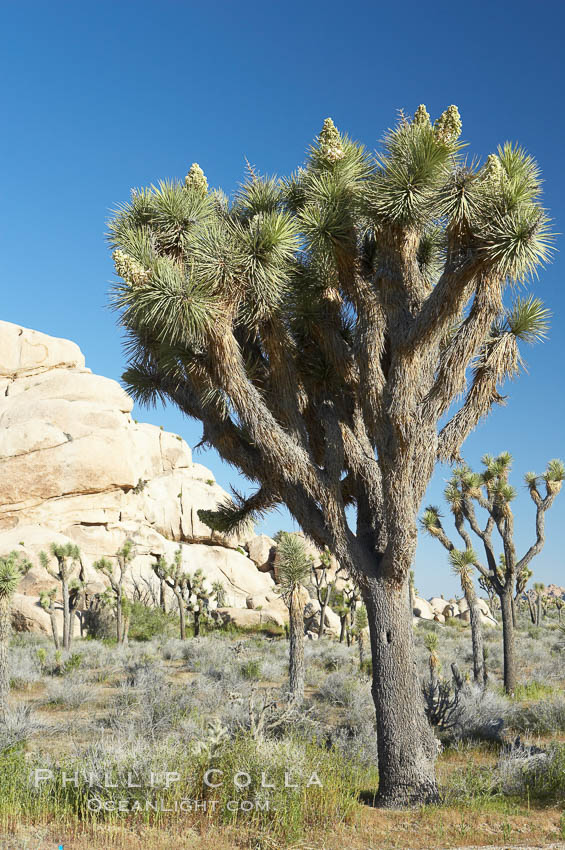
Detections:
[39, 588, 60, 649]
[310, 547, 336, 639]
[422, 453, 563, 693]
[153, 549, 187, 639]
[533, 581, 546, 626]
[93, 540, 134, 644]
[39, 543, 82, 651]
[0, 552, 31, 720]
[355, 605, 369, 671]
[277, 534, 311, 705]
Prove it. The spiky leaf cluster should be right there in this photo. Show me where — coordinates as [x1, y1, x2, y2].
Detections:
[0, 552, 31, 601]
[276, 534, 313, 601]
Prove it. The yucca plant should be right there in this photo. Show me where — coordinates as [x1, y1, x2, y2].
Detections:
[108, 105, 553, 806]
[0, 552, 31, 720]
[39, 543, 82, 651]
[277, 533, 312, 705]
[422, 453, 563, 692]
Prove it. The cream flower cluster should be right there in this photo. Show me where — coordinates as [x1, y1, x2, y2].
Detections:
[112, 250, 150, 286]
[318, 118, 345, 162]
[433, 105, 462, 142]
[184, 162, 209, 195]
[413, 104, 431, 126]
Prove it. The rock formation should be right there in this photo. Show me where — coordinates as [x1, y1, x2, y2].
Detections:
[0, 321, 278, 633]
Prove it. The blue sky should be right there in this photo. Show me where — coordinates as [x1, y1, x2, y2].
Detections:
[1, 0, 563, 596]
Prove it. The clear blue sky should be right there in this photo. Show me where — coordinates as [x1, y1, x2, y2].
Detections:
[1, 0, 563, 597]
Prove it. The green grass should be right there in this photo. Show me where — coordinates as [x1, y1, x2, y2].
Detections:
[512, 681, 555, 700]
[0, 736, 372, 843]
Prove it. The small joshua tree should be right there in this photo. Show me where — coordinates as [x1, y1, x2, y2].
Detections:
[311, 546, 336, 639]
[422, 453, 564, 693]
[39, 543, 81, 651]
[533, 581, 546, 626]
[211, 580, 226, 608]
[153, 549, 187, 639]
[556, 598, 564, 623]
[93, 540, 134, 644]
[450, 551, 484, 683]
[421, 514, 484, 683]
[355, 605, 369, 671]
[184, 569, 213, 637]
[277, 533, 311, 705]
[0, 552, 31, 720]
[332, 590, 350, 643]
[39, 588, 60, 649]
[339, 581, 362, 646]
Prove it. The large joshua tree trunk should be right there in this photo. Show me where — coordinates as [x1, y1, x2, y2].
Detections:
[0, 598, 11, 722]
[499, 588, 516, 694]
[288, 587, 305, 705]
[364, 574, 438, 807]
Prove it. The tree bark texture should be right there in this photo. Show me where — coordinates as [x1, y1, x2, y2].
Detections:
[364, 574, 439, 807]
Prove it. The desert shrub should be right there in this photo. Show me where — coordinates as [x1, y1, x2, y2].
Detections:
[498, 741, 565, 800]
[510, 695, 565, 734]
[0, 704, 44, 752]
[449, 684, 510, 743]
[127, 601, 177, 641]
[82, 600, 116, 639]
[160, 638, 186, 661]
[45, 676, 91, 709]
[8, 646, 42, 689]
[304, 641, 354, 672]
[259, 654, 287, 682]
[240, 659, 262, 680]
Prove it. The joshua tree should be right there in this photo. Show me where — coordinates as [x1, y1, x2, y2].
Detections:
[152, 549, 187, 638]
[39, 543, 81, 651]
[93, 540, 134, 644]
[211, 580, 226, 608]
[421, 516, 484, 682]
[556, 598, 564, 623]
[452, 553, 484, 684]
[355, 605, 369, 671]
[332, 590, 350, 643]
[422, 454, 563, 692]
[108, 105, 553, 806]
[311, 547, 336, 638]
[533, 581, 545, 626]
[0, 552, 31, 720]
[277, 534, 311, 705]
[39, 588, 60, 649]
[183, 569, 214, 636]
